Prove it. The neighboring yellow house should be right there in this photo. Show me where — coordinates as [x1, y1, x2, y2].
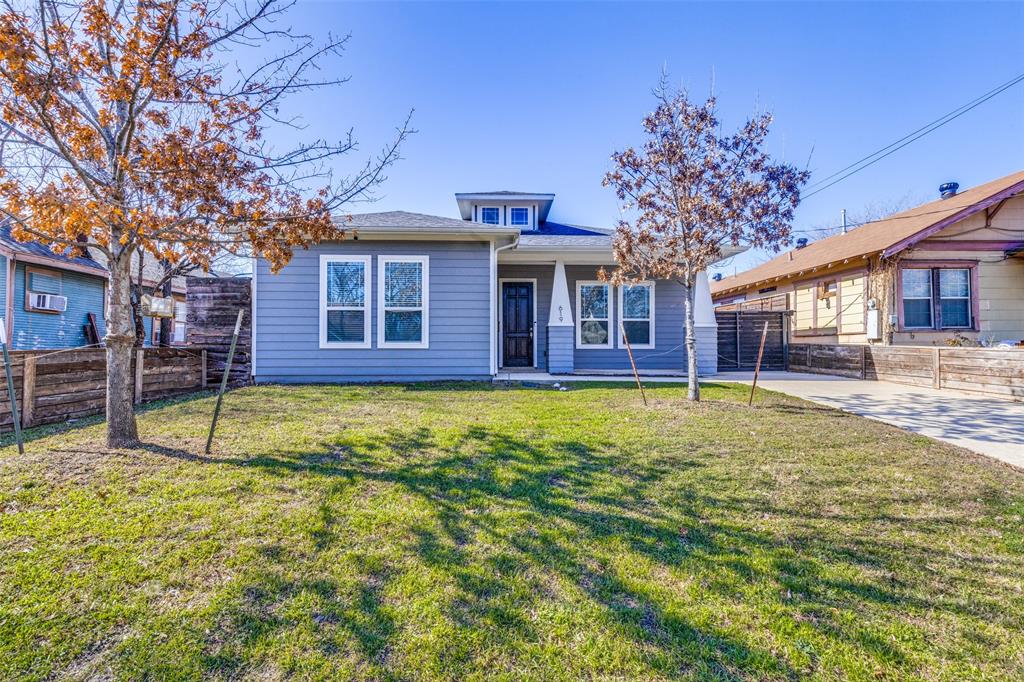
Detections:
[712, 171, 1024, 347]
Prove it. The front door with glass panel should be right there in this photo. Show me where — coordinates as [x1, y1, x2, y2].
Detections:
[502, 282, 534, 367]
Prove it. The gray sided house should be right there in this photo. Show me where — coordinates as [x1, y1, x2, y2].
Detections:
[253, 192, 729, 383]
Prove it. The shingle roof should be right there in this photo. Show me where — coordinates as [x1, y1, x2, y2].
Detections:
[0, 221, 106, 273]
[518, 234, 612, 248]
[527, 221, 611, 236]
[338, 210, 517, 232]
[711, 170, 1024, 296]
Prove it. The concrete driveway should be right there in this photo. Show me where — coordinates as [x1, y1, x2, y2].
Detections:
[716, 371, 1024, 469]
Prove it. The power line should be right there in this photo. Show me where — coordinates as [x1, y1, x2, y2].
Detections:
[802, 72, 1024, 200]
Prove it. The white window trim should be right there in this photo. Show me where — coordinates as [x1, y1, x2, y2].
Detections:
[509, 206, 531, 228]
[575, 281, 613, 349]
[479, 206, 502, 226]
[378, 255, 429, 349]
[937, 268, 972, 329]
[319, 254, 372, 349]
[617, 282, 655, 349]
[901, 268, 933, 330]
[498, 278, 538, 368]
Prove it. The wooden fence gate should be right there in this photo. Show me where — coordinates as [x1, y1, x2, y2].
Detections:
[715, 310, 789, 371]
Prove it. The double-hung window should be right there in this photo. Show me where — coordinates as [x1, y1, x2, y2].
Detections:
[900, 265, 974, 330]
[480, 207, 501, 225]
[378, 255, 429, 348]
[509, 207, 530, 227]
[320, 255, 371, 348]
[576, 282, 612, 348]
[618, 283, 654, 348]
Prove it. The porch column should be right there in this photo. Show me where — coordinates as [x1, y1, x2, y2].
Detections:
[547, 260, 574, 374]
[692, 270, 718, 375]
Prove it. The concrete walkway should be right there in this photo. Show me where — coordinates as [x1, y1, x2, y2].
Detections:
[716, 371, 1024, 469]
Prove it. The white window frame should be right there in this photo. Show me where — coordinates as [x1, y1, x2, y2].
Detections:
[509, 206, 531, 228]
[900, 268, 933, 330]
[378, 255, 429, 349]
[575, 281, 613, 349]
[479, 206, 502, 225]
[320, 254, 372, 349]
[617, 282, 655, 349]
[937, 268, 972, 329]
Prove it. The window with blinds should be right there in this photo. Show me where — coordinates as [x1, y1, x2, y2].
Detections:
[378, 256, 429, 348]
[319, 255, 371, 348]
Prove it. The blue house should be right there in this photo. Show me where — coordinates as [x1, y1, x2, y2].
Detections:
[253, 191, 738, 383]
[0, 223, 108, 350]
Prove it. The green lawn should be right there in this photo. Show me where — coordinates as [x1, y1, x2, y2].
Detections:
[1, 382, 1022, 681]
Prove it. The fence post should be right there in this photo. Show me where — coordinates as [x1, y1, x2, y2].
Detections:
[932, 348, 941, 390]
[201, 349, 207, 388]
[134, 349, 144, 404]
[21, 356, 36, 429]
[1, 320, 24, 454]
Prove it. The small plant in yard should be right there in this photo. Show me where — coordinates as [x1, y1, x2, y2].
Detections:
[603, 74, 809, 401]
[1, 382, 1022, 680]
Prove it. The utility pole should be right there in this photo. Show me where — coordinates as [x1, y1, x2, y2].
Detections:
[841, 209, 848, 234]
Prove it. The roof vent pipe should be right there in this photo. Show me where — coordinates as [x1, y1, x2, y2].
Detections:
[939, 182, 959, 199]
[795, 237, 809, 249]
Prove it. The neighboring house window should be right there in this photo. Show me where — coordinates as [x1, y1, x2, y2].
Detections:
[24, 267, 64, 313]
[320, 255, 371, 348]
[618, 283, 654, 349]
[577, 282, 612, 348]
[900, 266, 974, 330]
[480, 207, 501, 225]
[173, 301, 187, 344]
[509, 207, 530, 227]
[378, 255, 429, 348]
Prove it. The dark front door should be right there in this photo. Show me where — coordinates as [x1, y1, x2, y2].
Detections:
[502, 282, 534, 367]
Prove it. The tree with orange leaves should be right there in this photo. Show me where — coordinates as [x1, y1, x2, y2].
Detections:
[0, 1, 410, 446]
[603, 76, 808, 401]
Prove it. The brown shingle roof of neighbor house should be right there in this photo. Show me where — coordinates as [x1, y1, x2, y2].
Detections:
[711, 170, 1024, 296]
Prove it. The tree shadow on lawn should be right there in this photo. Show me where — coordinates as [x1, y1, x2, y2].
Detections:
[126, 421, 1024, 679]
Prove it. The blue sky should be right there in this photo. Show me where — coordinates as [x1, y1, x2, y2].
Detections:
[276, 1, 1024, 273]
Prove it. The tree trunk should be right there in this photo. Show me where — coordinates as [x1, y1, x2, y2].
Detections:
[684, 275, 700, 402]
[106, 255, 140, 448]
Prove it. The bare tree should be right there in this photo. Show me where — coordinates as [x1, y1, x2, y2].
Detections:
[0, 0, 411, 446]
[603, 76, 808, 401]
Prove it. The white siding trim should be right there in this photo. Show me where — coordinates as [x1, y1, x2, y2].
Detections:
[319, 254, 372, 349]
[377, 255, 430, 349]
[251, 256, 257, 377]
[489, 240, 496, 375]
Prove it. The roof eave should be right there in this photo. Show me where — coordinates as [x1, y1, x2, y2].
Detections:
[882, 180, 1024, 258]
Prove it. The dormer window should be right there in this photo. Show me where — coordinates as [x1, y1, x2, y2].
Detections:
[510, 207, 530, 227]
[480, 207, 501, 225]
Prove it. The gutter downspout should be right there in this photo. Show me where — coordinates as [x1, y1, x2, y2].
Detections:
[491, 235, 519, 375]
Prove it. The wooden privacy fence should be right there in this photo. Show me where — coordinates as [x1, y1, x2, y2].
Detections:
[716, 310, 790, 371]
[789, 343, 1024, 401]
[186, 276, 251, 386]
[0, 347, 207, 434]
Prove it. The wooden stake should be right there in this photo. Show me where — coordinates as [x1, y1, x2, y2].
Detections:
[134, 349, 144, 404]
[21, 356, 35, 429]
[0, 320, 23, 454]
[748, 321, 770, 407]
[620, 322, 647, 406]
[205, 309, 244, 454]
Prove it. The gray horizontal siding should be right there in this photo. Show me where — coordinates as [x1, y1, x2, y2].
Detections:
[566, 266, 688, 372]
[255, 240, 492, 382]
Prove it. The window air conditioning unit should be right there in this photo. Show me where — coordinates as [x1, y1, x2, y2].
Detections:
[29, 293, 68, 312]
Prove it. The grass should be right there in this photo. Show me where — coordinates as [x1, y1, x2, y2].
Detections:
[1, 381, 1022, 681]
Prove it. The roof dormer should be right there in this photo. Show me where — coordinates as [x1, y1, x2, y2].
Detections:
[454, 192, 555, 230]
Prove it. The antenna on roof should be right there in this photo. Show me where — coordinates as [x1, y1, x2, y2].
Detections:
[841, 209, 848, 234]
